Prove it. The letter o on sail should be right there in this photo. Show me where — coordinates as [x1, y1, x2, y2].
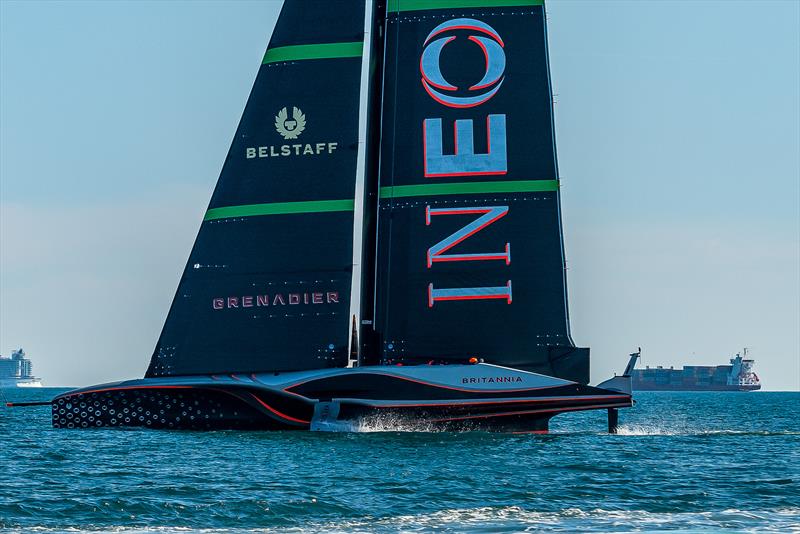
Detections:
[419, 18, 505, 108]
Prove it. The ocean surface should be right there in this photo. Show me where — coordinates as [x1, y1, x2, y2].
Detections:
[0, 389, 797, 533]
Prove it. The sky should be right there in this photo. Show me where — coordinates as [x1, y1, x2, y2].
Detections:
[1, 0, 798, 390]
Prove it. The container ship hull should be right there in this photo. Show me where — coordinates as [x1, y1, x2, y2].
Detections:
[631, 382, 760, 392]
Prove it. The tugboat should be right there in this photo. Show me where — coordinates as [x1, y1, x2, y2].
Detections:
[0, 349, 43, 388]
[49, 0, 636, 433]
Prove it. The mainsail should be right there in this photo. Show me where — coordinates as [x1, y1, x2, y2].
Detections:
[370, 0, 589, 382]
[147, 0, 368, 376]
[146, 0, 588, 383]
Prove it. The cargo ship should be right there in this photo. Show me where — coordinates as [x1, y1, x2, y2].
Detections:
[0, 349, 43, 388]
[632, 350, 760, 391]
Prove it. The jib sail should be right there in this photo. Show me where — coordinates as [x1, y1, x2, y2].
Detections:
[147, 0, 368, 377]
[371, 0, 589, 383]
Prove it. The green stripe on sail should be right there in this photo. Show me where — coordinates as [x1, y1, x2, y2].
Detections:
[379, 180, 559, 199]
[387, 0, 542, 12]
[262, 42, 363, 64]
[204, 199, 355, 221]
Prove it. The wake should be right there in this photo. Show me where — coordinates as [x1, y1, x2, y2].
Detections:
[614, 424, 800, 437]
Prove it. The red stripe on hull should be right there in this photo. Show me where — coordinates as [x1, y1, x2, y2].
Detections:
[248, 393, 309, 425]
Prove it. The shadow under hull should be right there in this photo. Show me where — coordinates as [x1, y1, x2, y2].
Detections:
[51, 364, 631, 433]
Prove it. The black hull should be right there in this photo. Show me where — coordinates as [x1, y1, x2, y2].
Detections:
[52, 364, 632, 433]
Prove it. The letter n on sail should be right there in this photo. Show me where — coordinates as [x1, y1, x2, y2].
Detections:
[426, 205, 510, 267]
[428, 281, 512, 307]
[423, 115, 507, 177]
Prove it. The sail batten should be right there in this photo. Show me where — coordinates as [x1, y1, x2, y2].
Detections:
[379, 179, 559, 199]
[262, 42, 364, 64]
[387, 0, 543, 12]
[204, 199, 355, 221]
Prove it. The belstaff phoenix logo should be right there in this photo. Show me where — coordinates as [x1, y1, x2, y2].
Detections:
[420, 18, 506, 108]
[245, 105, 338, 159]
[275, 106, 306, 139]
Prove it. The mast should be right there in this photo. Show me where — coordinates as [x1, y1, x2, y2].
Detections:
[347, 0, 378, 368]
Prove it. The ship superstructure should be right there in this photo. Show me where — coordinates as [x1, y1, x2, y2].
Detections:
[0, 349, 43, 388]
[50, 0, 635, 433]
[632, 350, 761, 391]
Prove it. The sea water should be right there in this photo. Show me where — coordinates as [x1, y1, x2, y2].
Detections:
[0, 389, 797, 533]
